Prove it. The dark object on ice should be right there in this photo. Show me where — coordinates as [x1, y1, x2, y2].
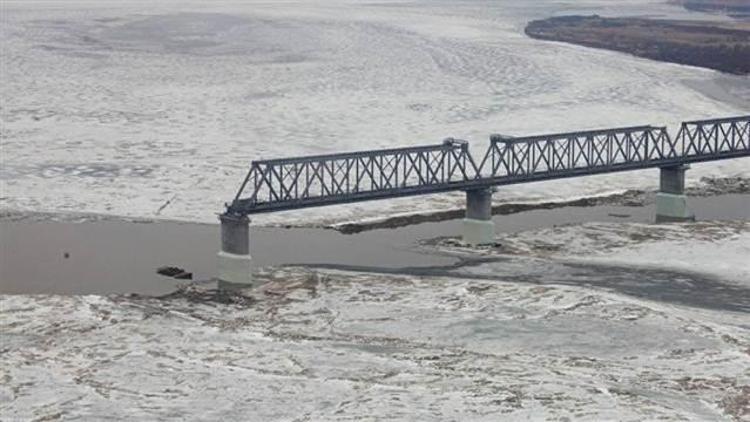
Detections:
[63, 252, 69, 259]
[157, 266, 183, 277]
[173, 271, 193, 280]
[157, 266, 192, 279]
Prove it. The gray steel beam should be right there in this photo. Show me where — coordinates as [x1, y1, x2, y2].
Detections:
[682, 115, 750, 125]
[225, 115, 750, 216]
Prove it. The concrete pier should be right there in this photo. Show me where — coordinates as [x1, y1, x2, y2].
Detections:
[462, 188, 495, 245]
[218, 213, 253, 289]
[656, 164, 693, 222]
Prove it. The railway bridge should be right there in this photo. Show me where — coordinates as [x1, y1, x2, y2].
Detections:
[218, 115, 749, 286]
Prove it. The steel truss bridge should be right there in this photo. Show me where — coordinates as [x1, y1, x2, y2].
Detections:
[225, 115, 749, 216]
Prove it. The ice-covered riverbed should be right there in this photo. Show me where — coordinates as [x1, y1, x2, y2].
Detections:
[1, 0, 749, 226]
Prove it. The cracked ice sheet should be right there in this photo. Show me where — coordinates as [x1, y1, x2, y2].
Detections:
[1, 0, 749, 226]
[485, 220, 750, 286]
[2, 268, 749, 421]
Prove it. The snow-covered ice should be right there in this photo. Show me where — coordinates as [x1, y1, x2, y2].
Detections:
[487, 220, 750, 286]
[2, 262, 749, 420]
[2, 219, 749, 420]
[1, 0, 749, 225]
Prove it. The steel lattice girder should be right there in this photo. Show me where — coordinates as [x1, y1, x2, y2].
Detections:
[227, 138, 481, 214]
[225, 115, 750, 216]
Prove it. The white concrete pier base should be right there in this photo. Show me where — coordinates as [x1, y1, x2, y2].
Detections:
[655, 192, 693, 222]
[462, 218, 496, 246]
[655, 165, 694, 223]
[462, 188, 495, 246]
[218, 214, 253, 289]
[218, 251, 253, 290]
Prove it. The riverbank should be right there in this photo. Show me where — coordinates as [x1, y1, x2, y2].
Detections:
[525, 15, 750, 75]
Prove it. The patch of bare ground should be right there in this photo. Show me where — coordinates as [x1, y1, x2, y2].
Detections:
[525, 15, 750, 74]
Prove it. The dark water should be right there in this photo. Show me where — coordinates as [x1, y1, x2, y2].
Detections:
[1, 194, 748, 295]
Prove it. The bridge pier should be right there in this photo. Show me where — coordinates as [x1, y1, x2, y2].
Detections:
[656, 164, 693, 223]
[218, 213, 253, 289]
[463, 188, 495, 245]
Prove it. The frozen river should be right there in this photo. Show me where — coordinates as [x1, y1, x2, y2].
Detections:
[1, 0, 749, 226]
[2, 1, 749, 420]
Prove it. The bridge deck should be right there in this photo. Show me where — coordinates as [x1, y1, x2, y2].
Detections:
[226, 115, 750, 215]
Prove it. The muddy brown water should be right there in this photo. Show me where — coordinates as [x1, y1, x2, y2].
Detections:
[1, 194, 748, 295]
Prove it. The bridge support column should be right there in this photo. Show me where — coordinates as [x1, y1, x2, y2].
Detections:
[218, 213, 253, 289]
[463, 188, 495, 246]
[656, 165, 693, 223]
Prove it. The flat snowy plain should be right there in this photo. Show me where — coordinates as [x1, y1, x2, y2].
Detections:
[1, 0, 748, 225]
[1, 0, 749, 420]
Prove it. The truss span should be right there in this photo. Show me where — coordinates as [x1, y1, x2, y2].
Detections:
[226, 115, 749, 216]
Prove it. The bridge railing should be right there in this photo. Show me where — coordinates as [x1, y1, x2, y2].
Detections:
[226, 115, 749, 215]
[479, 125, 675, 179]
[227, 139, 481, 214]
[677, 115, 750, 158]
